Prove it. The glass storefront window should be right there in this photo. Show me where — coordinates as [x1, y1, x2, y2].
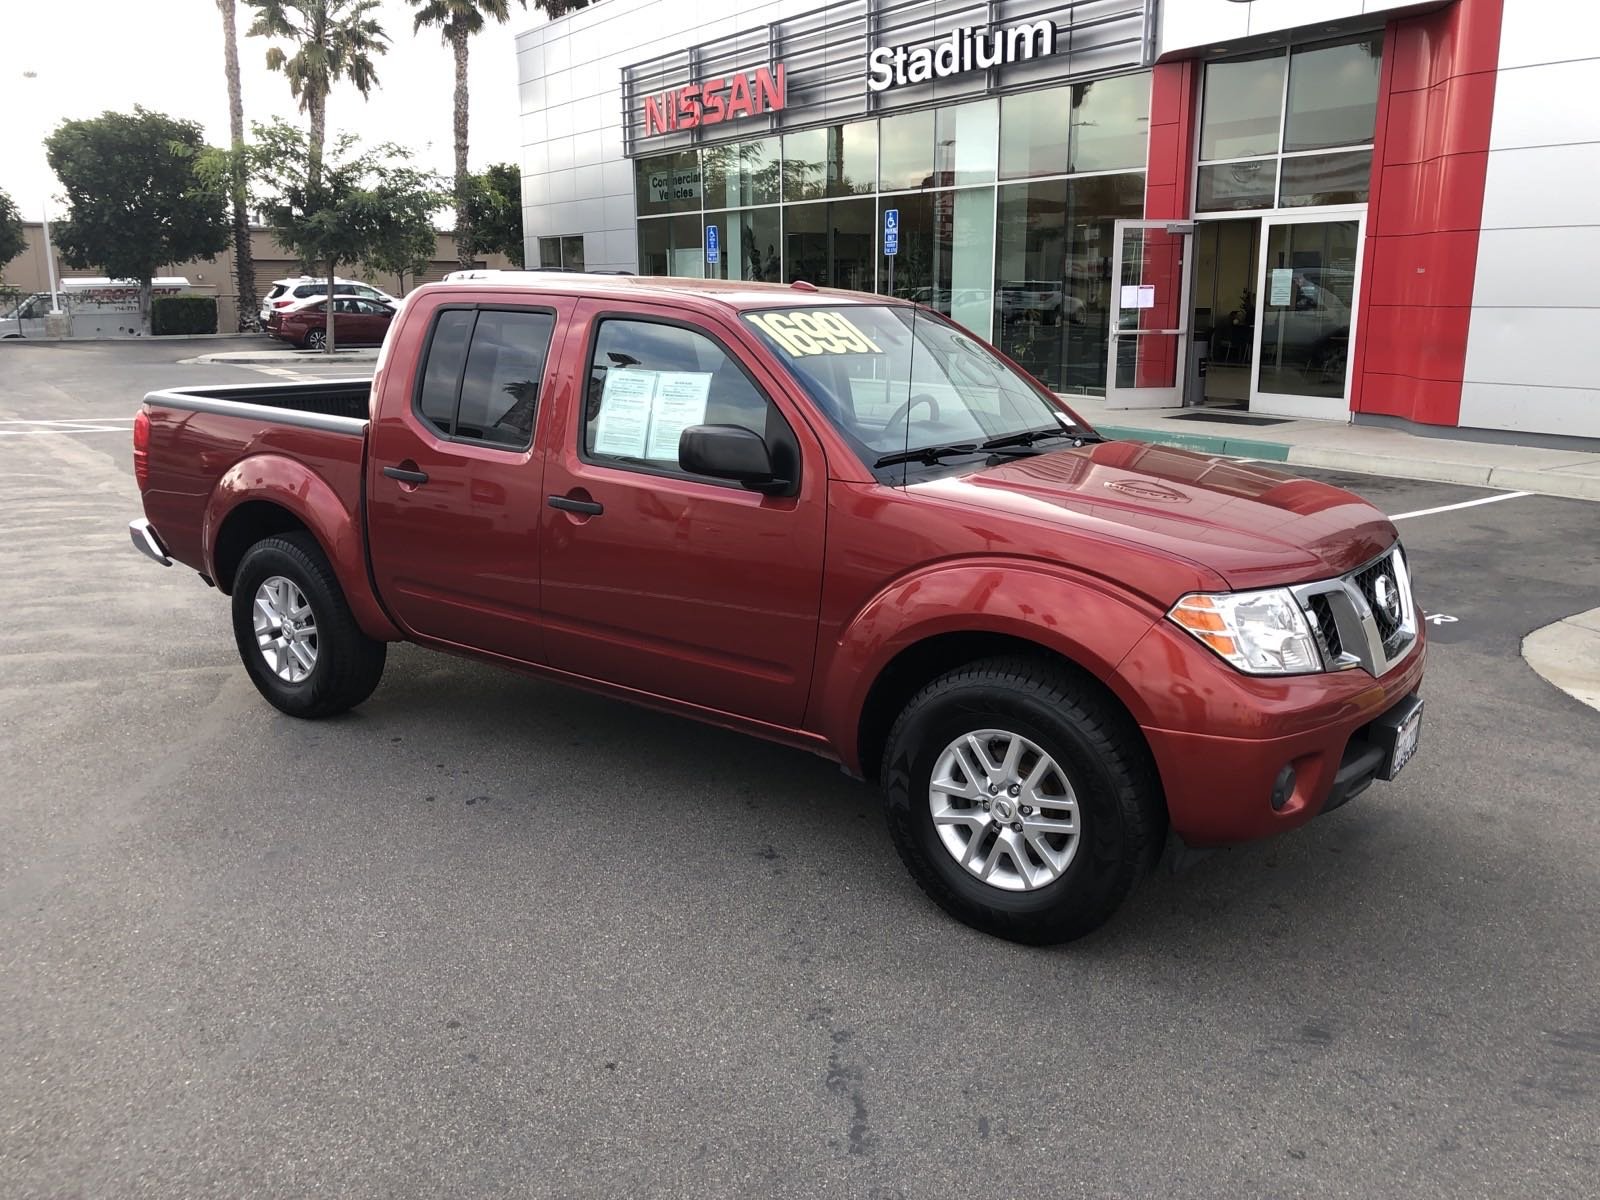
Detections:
[784, 199, 876, 291]
[635, 150, 702, 216]
[993, 172, 1143, 391]
[1199, 51, 1286, 161]
[1069, 72, 1150, 173]
[1196, 158, 1278, 212]
[538, 235, 585, 271]
[1279, 150, 1372, 207]
[705, 208, 781, 282]
[1285, 35, 1383, 152]
[935, 100, 998, 187]
[999, 86, 1070, 180]
[703, 139, 779, 208]
[638, 215, 705, 277]
[1257, 219, 1360, 399]
[782, 123, 877, 200]
[874, 188, 994, 340]
[879, 109, 935, 192]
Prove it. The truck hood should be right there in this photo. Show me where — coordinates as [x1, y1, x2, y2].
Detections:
[911, 440, 1394, 591]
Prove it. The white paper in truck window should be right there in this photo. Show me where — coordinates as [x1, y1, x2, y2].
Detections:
[594, 368, 657, 457]
[644, 372, 712, 461]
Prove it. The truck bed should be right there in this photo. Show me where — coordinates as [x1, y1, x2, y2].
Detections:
[139, 380, 374, 583]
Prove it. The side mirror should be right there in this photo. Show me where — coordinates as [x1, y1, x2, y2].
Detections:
[679, 424, 788, 494]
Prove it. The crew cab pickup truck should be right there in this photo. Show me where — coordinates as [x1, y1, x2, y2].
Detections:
[130, 274, 1424, 943]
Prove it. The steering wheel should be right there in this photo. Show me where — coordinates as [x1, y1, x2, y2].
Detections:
[881, 392, 941, 436]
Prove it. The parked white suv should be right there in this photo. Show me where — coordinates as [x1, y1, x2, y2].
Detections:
[259, 277, 397, 324]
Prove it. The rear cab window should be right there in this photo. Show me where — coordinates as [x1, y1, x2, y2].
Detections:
[414, 306, 557, 450]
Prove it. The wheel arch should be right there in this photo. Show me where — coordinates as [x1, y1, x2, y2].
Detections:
[853, 630, 1157, 790]
[205, 457, 400, 641]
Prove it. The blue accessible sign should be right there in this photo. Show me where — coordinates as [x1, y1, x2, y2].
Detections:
[883, 208, 899, 256]
[705, 224, 720, 265]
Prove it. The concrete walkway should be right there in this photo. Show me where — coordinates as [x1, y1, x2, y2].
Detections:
[1067, 394, 1600, 501]
[179, 348, 380, 366]
[1522, 608, 1600, 713]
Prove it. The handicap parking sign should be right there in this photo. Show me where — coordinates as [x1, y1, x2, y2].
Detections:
[705, 224, 720, 265]
[883, 208, 899, 256]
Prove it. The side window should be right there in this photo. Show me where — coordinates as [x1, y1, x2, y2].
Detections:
[414, 307, 556, 450]
[416, 310, 474, 434]
[455, 310, 557, 448]
[584, 318, 782, 479]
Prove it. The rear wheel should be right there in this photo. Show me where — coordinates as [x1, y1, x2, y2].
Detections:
[231, 532, 385, 718]
[880, 656, 1164, 944]
[303, 327, 326, 351]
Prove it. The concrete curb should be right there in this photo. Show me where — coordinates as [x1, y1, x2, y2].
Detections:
[179, 349, 380, 365]
[1098, 425, 1600, 502]
[1522, 608, 1600, 713]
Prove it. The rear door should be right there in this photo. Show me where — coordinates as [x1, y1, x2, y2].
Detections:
[537, 300, 827, 728]
[365, 293, 575, 663]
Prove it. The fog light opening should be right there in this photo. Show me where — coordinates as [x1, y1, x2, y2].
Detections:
[1270, 764, 1297, 812]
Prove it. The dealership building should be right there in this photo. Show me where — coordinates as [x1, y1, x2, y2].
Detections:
[515, 0, 1600, 443]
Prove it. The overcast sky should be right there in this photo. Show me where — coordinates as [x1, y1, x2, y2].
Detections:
[0, 0, 544, 220]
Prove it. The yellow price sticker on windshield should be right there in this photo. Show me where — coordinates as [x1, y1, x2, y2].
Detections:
[747, 310, 883, 358]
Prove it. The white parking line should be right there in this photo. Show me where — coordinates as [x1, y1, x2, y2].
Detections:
[0, 416, 136, 425]
[0, 427, 132, 436]
[1390, 491, 1533, 521]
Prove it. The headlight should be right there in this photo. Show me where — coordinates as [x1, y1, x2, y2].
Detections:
[1167, 588, 1323, 675]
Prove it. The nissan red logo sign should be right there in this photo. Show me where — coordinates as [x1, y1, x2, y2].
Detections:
[642, 65, 786, 136]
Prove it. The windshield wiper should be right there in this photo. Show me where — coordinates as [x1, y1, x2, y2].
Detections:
[872, 442, 980, 469]
[982, 426, 1100, 453]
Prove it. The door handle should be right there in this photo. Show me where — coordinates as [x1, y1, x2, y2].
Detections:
[547, 494, 604, 516]
[383, 465, 429, 484]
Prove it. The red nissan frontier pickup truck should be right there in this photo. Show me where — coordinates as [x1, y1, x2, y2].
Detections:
[129, 274, 1424, 943]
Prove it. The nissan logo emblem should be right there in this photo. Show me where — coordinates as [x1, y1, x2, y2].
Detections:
[1373, 574, 1402, 624]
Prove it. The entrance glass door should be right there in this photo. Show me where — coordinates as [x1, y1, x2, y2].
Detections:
[1252, 216, 1362, 419]
[1105, 219, 1194, 408]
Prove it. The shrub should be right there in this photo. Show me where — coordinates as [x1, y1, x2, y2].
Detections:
[151, 294, 217, 335]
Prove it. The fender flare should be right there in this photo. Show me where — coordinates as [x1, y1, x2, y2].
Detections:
[204, 453, 401, 641]
[812, 559, 1163, 774]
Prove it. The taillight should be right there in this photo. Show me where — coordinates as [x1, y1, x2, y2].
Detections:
[274, 299, 293, 308]
[133, 408, 150, 491]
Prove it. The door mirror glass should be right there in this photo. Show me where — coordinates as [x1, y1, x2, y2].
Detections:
[679, 424, 781, 490]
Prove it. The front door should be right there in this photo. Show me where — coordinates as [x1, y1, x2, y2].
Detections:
[538, 301, 827, 729]
[365, 297, 572, 663]
[1104, 219, 1194, 408]
[1250, 215, 1363, 420]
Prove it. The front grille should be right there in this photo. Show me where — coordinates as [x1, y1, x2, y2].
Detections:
[1306, 593, 1342, 662]
[1351, 551, 1412, 657]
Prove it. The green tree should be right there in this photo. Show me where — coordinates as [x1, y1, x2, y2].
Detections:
[44, 109, 230, 328]
[218, 1, 260, 329]
[248, 118, 447, 351]
[246, 0, 388, 194]
[0, 189, 25, 275]
[463, 162, 524, 267]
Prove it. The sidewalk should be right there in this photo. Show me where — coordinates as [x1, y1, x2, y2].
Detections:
[179, 347, 380, 366]
[1067, 395, 1600, 502]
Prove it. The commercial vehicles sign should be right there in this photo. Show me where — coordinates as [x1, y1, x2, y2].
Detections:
[866, 19, 1057, 92]
[642, 65, 787, 136]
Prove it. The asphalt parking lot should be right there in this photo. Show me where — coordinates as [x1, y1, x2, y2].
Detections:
[2, 338, 1596, 1199]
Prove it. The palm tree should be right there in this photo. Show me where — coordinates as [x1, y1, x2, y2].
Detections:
[218, 1, 259, 330]
[411, 1, 588, 265]
[411, 1, 520, 266]
[246, 0, 388, 192]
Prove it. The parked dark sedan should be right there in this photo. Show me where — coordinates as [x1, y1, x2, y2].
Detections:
[268, 296, 396, 349]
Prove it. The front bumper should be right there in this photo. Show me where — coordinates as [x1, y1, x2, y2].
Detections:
[129, 518, 172, 567]
[1123, 619, 1426, 846]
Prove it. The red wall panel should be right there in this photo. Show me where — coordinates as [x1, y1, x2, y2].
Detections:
[1351, 0, 1504, 425]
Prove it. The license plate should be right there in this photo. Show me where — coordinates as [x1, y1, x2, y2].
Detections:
[1389, 703, 1423, 778]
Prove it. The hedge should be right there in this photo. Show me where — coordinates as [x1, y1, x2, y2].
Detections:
[151, 294, 217, 336]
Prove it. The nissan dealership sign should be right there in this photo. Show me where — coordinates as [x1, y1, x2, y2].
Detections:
[867, 19, 1058, 92]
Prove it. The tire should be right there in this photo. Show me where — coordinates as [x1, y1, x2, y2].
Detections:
[231, 532, 386, 718]
[880, 656, 1165, 945]
[303, 328, 326, 351]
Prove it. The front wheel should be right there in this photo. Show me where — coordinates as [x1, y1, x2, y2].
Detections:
[231, 532, 385, 718]
[881, 657, 1164, 944]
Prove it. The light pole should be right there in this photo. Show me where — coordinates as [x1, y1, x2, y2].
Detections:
[20, 69, 63, 319]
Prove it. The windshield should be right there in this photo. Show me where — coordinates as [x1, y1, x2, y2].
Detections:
[743, 304, 1083, 471]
